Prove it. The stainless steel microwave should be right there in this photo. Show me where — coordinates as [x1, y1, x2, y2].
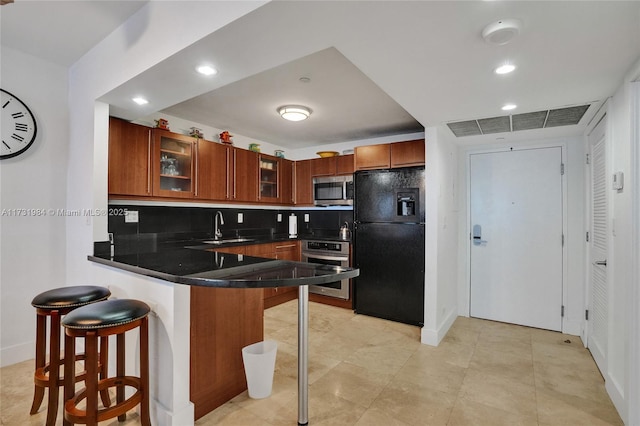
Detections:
[313, 175, 354, 206]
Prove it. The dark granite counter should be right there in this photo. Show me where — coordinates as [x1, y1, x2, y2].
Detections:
[89, 245, 358, 288]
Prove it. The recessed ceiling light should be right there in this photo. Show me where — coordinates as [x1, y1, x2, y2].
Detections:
[495, 64, 516, 75]
[132, 97, 148, 105]
[196, 65, 218, 76]
[502, 104, 517, 111]
[278, 105, 311, 121]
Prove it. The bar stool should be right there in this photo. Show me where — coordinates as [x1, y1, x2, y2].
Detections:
[61, 299, 151, 426]
[30, 285, 111, 425]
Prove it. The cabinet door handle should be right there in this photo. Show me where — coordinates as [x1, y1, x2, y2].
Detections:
[275, 244, 296, 249]
[225, 148, 229, 199]
[194, 141, 198, 197]
[233, 150, 237, 199]
[147, 130, 152, 194]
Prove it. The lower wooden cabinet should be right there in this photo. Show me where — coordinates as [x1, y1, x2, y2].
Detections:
[190, 286, 264, 419]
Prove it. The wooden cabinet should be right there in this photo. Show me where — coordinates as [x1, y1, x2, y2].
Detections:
[355, 140, 425, 171]
[194, 139, 230, 201]
[152, 130, 196, 198]
[335, 154, 355, 175]
[243, 241, 300, 307]
[230, 147, 259, 202]
[391, 139, 425, 168]
[190, 285, 263, 419]
[355, 144, 391, 170]
[295, 160, 313, 206]
[279, 159, 294, 205]
[310, 156, 336, 177]
[108, 117, 152, 197]
[258, 155, 279, 203]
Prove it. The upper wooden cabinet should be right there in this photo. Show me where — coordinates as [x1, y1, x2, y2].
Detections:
[230, 147, 259, 202]
[152, 130, 196, 198]
[335, 154, 355, 175]
[391, 139, 425, 168]
[310, 157, 336, 177]
[194, 139, 230, 201]
[108, 117, 152, 197]
[355, 140, 425, 171]
[279, 159, 294, 205]
[355, 144, 391, 170]
[294, 160, 313, 206]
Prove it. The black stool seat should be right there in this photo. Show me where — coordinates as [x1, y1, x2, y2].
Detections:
[62, 299, 150, 329]
[62, 299, 151, 426]
[29, 285, 111, 426]
[32, 286, 111, 310]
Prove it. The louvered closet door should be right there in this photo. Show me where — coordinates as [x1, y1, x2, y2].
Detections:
[588, 115, 608, 375]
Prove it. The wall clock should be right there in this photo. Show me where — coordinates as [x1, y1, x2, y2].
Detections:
[1, 88, 38, 159]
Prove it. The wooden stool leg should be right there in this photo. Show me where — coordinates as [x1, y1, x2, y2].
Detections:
[116, 333, 126, 421]
[46, 310, 61, 426]
[85, 332, 99, 426]
[140, 317, 151, 426]
[30, 312, 46, 414]
[63, 332, 75, 426]
[99, 336, 111, 407]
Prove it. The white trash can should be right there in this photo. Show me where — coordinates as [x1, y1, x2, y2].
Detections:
[242, 340, 277, 399]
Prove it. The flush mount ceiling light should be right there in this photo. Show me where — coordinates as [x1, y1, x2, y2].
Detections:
[502, 103, 517, 111]
[132, 97, 148, 105]
[495, 63, 516, 75]
[278, 105, 311, 121]
[482, 19, 522, 45]
[196, 65, 218, 76]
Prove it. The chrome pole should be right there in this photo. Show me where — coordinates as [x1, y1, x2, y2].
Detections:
[298, 285, 309, 425]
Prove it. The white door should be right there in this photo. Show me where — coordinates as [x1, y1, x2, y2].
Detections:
[587, 115, 608, 374]
[470, 147, 564, 331]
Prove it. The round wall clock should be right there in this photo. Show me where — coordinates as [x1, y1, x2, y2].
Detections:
[1, 88, 38, 159]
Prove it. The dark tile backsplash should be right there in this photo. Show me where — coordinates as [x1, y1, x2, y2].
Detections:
[107, 205, 353, 252]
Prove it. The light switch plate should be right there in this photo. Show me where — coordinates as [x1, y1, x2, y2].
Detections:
[304, 214, 310, 222]
[125, 210, 139, 223]
[238, 213, 244, 223]
[277, 213, 282, 222]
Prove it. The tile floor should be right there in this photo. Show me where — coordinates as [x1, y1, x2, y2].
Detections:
[1, 300, 622, 425]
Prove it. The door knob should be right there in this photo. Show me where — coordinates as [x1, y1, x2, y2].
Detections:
[472, 224, 488, 246]
[594, 260, 607, 267]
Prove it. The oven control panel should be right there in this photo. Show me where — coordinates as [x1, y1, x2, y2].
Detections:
[304, 240, 349, 255]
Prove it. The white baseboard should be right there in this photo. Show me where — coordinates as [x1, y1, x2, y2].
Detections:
[605, 374, 626, 425]
[421, 310, 457, 347]
[152, 398, 194, 426]
[0, 341, 34, 368]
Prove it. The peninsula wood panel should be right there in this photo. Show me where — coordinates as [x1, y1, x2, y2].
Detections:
[190, 286, 264, 420]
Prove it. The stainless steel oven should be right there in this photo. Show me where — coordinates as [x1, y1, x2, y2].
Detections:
[301, 240, 350, 299]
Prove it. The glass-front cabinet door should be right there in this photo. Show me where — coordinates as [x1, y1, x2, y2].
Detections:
[259, 155, 279, 202]
[152, 130, 195, 198]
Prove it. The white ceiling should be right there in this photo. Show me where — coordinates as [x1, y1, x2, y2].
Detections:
[2, 1, 639, 148]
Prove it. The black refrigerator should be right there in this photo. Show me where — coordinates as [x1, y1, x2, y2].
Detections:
[353, 167, 425, 326]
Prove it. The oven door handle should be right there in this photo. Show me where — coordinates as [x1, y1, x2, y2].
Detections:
[303, 254, 348, 262]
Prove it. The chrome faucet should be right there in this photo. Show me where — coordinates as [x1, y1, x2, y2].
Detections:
[214, 211, 224, 240]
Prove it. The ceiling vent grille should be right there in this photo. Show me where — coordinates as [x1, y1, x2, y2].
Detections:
[447, 104, 591, 137]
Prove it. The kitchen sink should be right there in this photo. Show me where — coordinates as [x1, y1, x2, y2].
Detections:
[202, 238, 255, 245]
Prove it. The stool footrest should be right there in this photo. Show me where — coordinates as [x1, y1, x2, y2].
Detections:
[33, 353, 92, 387]
[64, 376, 142, 424]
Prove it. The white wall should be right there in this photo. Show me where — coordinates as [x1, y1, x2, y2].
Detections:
[421, 126, 459, 346]
[0, 47, 69, 366]
[456, 135, 585, 337]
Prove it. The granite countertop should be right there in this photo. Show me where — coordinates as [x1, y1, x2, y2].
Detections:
[89, 244, 358, 288]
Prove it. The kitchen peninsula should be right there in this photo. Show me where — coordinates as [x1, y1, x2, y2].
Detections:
[89, 244, 359, 425]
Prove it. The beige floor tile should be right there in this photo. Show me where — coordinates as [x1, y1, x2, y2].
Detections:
[458, 369, 537, 417]
[0, 301, 624, 426]
[536, 387, 623, 425]
[370, 378, 457, 425]
[448, 396, 539, 426]
[310, 361, 393, 408]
